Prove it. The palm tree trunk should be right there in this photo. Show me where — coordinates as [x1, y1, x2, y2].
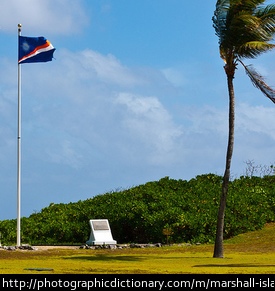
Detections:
[213, 72, 235, 258]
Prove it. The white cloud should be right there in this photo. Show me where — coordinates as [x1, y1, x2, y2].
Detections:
[2, 49, 274, 174]
[236, 103, 275, 139]
[0, 0, 89, 35]
[79, 50, 144, 87]
[115, 92, 183, 163]
[161, 68, 186, 87]
[45, 139, 83, 169]
[1, 48, 182, 169]
[181, 105, 228, 135]
[177, 102, 275, 176]
[1, 46, 275, 219]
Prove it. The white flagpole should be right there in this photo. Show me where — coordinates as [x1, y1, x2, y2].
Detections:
[17, 24, 22, 246]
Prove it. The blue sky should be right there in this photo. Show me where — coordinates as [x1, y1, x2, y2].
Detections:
[0, 0, 275, 220]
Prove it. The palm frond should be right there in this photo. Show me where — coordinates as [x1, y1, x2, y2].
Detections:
[255, 5, 275, 37]
[213, 0, 275, 64]
[237, 41, 275, 58]
[213, 0, 231, 44]
[255, 4, 275, 19]
[239, 60, 275, 104]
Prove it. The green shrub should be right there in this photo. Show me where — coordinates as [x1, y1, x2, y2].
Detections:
[0, 174, 274, 245]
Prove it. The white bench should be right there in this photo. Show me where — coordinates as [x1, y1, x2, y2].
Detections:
[86, 219, 117, 245]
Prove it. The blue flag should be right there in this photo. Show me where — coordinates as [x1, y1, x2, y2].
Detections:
[18, 36, 55, 64]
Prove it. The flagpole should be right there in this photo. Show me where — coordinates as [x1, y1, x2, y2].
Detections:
[17, 23, 22, 246]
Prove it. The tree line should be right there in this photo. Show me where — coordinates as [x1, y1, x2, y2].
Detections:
[0, 174, 274, 246]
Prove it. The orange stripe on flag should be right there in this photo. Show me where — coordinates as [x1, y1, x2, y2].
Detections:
[19, 40, 52, 63]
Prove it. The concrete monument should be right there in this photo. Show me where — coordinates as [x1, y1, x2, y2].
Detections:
[86, 219, 117, 245]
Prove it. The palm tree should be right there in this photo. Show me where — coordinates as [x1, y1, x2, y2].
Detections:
[212, 0, 275, 258]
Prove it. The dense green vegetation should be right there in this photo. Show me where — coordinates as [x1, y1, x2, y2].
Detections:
[0, 174, 274, 245]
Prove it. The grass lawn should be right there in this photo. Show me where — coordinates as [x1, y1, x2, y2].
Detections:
[0, 223, 274, 274]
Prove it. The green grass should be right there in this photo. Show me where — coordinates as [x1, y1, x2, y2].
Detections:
[0, 223, 274, 274]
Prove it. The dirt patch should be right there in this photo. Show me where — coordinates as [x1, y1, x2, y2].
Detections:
[34, 246, 79, 251]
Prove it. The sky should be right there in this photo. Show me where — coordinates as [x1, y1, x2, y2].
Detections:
[0, 0, 275, 220]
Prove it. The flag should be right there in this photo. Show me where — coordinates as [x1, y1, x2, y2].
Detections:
[18, 36, 55, 64]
